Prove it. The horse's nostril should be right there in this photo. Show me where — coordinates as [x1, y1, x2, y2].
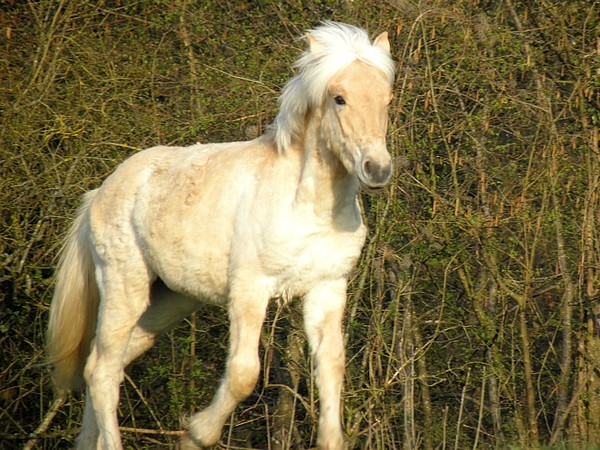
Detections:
[361, 157, 392, 187]
[363, 160, 373, 177]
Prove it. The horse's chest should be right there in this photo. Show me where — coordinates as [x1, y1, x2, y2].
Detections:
[264, 223, 367, 296]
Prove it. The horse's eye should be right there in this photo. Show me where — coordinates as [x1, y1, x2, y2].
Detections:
[334, 95, 346, 106]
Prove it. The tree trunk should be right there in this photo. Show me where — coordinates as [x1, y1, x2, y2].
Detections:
[270, 304, 304, 450]
[580, 111, 600, 445]
[550, 191, 575, 443]
[399, 292, 416, 450]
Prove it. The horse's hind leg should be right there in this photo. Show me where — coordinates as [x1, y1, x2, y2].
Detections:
[178, 284, 270, 449]
[82, 262, 154, 450]
[76, 386, 101, 449]
[122, 280, 201, 364]
[76, 281, 198, 450]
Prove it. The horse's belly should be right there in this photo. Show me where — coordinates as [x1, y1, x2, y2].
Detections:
[138, 207, 234, 302]
[137, 208, 233, 302]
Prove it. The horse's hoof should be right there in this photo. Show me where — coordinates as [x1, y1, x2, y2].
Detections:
[174, 433, 202, 450]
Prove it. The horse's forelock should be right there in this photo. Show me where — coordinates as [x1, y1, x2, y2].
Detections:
[272, 22, 395, 153]
[299, 22, 395, 98]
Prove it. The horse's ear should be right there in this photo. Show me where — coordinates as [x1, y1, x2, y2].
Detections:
[306, 33, 324, 52]
[373, 31, 390, 52]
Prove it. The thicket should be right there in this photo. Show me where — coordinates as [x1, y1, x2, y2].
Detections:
[1, 0, 598, 448]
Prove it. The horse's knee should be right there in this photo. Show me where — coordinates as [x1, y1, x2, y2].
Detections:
[84, 347, 125, 407]
[317, 433, 345, 450]
[82, 344, 97, 386]
[228, 356, 260, 400]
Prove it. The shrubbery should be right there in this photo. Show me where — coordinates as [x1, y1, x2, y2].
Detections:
[1, 1, 598, 448]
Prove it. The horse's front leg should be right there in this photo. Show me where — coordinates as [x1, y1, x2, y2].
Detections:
[178, 286, 270, 449]
[304, 279, 348, 450]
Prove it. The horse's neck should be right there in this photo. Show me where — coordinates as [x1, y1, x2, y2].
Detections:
[292, 111, 361, 225]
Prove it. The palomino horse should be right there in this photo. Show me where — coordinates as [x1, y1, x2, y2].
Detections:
[47, 21, 395, 449]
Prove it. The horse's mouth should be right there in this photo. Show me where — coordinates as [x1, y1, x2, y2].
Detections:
[359, 182, 389, 193]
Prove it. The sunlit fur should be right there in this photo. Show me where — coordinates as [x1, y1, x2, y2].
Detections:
[274, 21, 395, 152]
[46, 22, 395, 450]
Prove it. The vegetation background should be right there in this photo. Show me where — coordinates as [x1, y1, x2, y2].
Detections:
[1, 0, 598, 448]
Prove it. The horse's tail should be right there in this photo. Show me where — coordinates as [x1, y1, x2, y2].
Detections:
[47, 189, 100, 394]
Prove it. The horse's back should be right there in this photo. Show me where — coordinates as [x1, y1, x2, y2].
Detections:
[88, 136, 285, 300]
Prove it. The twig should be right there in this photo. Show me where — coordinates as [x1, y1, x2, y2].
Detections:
[119, 426, 185, 437]
[124, 372, 165, 432]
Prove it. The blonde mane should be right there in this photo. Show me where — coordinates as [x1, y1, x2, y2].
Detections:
[272, 21, 395, 152]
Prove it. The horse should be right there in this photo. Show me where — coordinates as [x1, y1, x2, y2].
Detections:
[46, 21, 395, 450]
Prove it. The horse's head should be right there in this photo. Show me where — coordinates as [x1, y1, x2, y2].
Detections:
[305, 25, 394, 189]
[274, 22, 395, 189]
[322, 51, 394, 188]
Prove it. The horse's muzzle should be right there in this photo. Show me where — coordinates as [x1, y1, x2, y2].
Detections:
[358, 151, 392, 188]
